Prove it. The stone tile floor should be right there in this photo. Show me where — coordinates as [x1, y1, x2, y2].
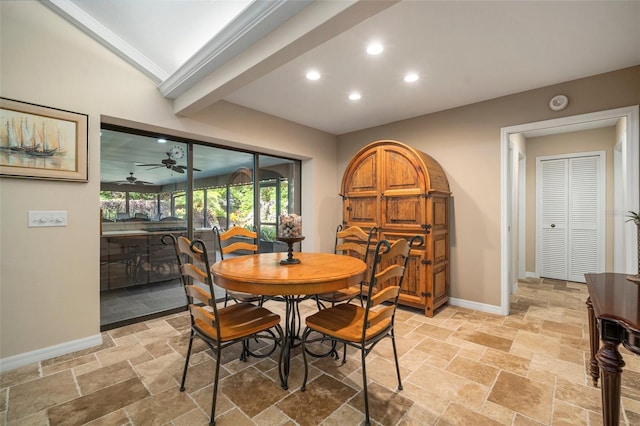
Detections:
[2, 278, 639, 425]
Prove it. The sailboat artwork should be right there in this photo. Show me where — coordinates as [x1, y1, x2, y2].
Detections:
[0, 98, 88, 181]
[1, 115, 68, 159]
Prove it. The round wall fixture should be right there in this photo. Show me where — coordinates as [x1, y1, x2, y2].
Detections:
[549, 95, 569, 111]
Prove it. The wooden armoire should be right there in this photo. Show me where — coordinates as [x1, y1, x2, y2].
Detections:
[341, 139, 451, 317]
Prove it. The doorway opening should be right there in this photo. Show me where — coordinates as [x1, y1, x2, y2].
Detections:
[500, 106, 639, 315]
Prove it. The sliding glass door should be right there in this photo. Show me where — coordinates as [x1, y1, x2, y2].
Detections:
[99, 125, 300, 330]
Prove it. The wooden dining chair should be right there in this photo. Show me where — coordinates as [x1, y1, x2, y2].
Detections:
[311, 225, 377, 362]
[315, 225, 377, 309]
[213, 225, 277, 361]
[212, 225, 263, 306]
[300, 235, 423, 426]
[162, 234, 284, 426]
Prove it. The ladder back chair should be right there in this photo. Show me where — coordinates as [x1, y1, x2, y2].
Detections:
[316, 224, 378, 308]
[162, 234, 284, 426]
[300, 235, 424, 426]
[212, 225, 264, 306]
[311, 225, 377, 363]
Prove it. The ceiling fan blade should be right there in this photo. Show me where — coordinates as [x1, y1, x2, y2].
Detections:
[171, 166, 185, 173]
[137, 163, 164, 167]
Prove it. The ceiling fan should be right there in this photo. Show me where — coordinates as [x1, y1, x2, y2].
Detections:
[111, 172, 154, 186]
[137, 146, 200, 174]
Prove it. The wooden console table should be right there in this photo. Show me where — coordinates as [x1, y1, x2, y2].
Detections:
[585, 273, 640, 425]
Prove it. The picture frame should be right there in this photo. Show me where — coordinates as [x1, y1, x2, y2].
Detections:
[0, 97, 88, 182]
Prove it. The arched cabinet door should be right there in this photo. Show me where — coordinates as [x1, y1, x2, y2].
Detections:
[380, 144, 427, 231]
[341, 139, 451, 317]
[342, 148, 379, 229]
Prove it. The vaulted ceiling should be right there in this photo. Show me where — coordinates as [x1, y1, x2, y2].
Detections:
[44, 0, 640, 136]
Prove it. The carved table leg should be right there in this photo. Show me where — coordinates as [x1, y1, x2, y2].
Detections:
[595, 340, 625, 426]
[586, 297, 600, 386]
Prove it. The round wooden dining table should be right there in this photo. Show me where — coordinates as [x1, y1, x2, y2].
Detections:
[211, 251, 366, 389]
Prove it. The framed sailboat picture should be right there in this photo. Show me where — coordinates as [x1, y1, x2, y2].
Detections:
[0, 98, 88, 182]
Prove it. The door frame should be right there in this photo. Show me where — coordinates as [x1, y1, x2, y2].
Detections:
[500, 105, 639, 315]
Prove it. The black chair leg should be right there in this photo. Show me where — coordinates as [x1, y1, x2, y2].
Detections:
[361, 348, 370, 426]
[391, 332, 403, 390]
[210, 342, 222, 426]
[180, 331, 195, 391]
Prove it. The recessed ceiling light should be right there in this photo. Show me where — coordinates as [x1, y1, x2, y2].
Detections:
[404, 72, 419, 83]
[157, 138, 167, 144]
[349, 92, 362, 101]
[366, 42, 383, 55]
[306, 70, 320, 80]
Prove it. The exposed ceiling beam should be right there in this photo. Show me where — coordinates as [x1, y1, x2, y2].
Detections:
[171, 0, 399, 117]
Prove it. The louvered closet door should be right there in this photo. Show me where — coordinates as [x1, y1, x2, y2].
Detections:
[537, 154, 604, 283]
[538, 159, 568, 280]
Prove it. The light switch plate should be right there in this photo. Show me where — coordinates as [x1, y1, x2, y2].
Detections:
[28, 211, 67, 227]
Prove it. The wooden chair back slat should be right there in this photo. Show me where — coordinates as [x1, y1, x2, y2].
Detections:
[336, 241, 367, 256]
[369, 285, 400, 307]
[217, 226, 257, 242]
[366, 304, 395, 329]
[221, 241, 258, 255]
[181, 263, 208, 283]
[190, 304, 215, 327]
[374, 264, 405, 284]
[185, 284, 212, 305]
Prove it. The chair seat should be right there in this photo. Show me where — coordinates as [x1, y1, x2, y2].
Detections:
[305, 303, 391, 343]
[195, 302, 281, 341]
[316, 286, 361, 303]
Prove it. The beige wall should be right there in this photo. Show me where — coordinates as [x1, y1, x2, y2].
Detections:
[524, 127, 617, 274]
[0, 2, 340, 361]
[338, 67, 640, 307]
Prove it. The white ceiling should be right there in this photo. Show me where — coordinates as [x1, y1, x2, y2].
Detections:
[44, 0, 640, 136]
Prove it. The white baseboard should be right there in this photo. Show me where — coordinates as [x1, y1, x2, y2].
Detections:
[525, 271, 539, 278]
[0, 334, 103, 373]
[449, 297, 504, 316]
[511, 281, 519, 294]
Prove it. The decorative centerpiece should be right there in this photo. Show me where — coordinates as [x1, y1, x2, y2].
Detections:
[626, 211, 640, 284]
[277, 214, 304, 265]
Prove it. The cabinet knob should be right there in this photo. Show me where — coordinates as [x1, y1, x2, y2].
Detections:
[550, 224, 556, 228]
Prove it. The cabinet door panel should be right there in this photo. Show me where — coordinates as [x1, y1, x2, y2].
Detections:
[432, 233, 448, 265]
[382, 193, 425, 229]
[344, 194, 378, 226]
[431, 196, 448, 231]
[344, 151, 377, 193]
[427, 263, 449, 314]
[382, 148, 425, 191]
